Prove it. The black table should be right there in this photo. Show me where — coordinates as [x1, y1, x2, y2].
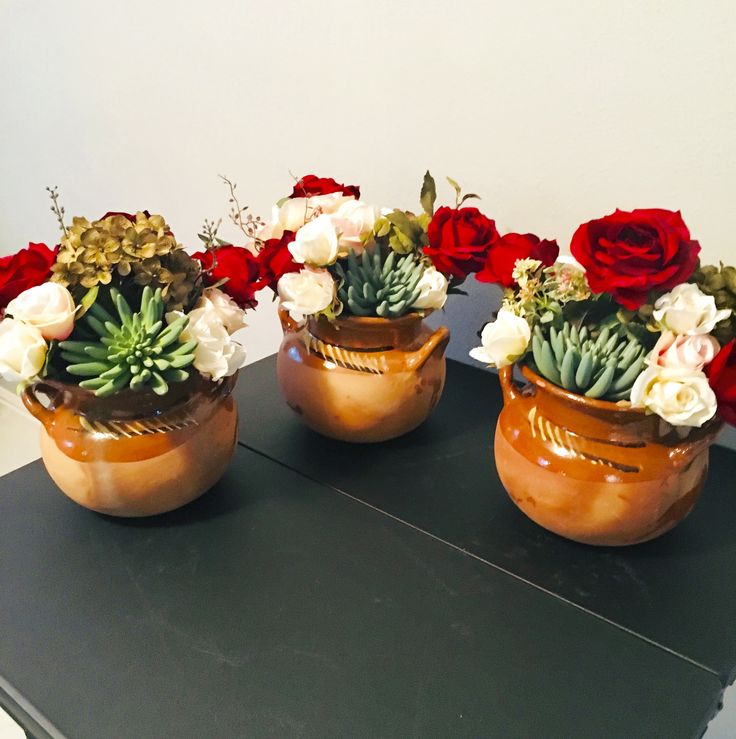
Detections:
[0, 357, 731, 738]
[236, 357, 736, 687]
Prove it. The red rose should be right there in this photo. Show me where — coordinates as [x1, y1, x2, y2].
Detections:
[100, 211, 137, 221]
[192, 245, 262, 309]
[707, 340, 736, 426]
[290, 174, 360, 200]
[476, 233, 559, 287]
[257, 231, 299, 292]
[0, 242, 57, 311]
[570, 208, 700, 310]
[424, 206, 499, 280]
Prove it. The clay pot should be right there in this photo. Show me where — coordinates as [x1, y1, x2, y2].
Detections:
[494, 365, 723, 546]
[22, 374, 238, 517]
[277, 310, 449, 443]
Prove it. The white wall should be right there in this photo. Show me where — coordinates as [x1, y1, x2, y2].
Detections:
[1, 0, 734, 361]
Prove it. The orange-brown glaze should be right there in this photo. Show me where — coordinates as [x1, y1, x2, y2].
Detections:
[22, 374, 238, 516]
[277, 310, 449, 443]
[494, 365, 723, 546]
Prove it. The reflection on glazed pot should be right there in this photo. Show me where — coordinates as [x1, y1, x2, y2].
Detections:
[494, 365, 723, 546]
[22, 374, 238, 517]
[277, 310, 449, 443]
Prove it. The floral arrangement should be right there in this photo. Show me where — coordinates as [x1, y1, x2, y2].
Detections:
[252, 173, 500, 321]
[0, 189, 254, 395]
[471, 207, 735, 429]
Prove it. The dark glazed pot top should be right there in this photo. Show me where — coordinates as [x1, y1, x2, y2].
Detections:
[518, 364, 723, 445]
[308, 312, 431, 350]
[29, 372, 236, 421]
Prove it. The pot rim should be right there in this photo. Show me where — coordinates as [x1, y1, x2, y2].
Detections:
[25, 372, 236, 420]
[29, 372, 210, 400]
[519, 363, 645, 415]
[310, 310, 432, 328]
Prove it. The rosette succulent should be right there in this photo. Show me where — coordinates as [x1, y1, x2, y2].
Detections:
[59, 286, 196, 396]
[531, 321, 648, 401]
[334, 247, 424, 317]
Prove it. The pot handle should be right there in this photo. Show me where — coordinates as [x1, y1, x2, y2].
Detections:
[498, 365, 521, 404]
[278, 307, 303, 335]
[405, 326, 450, 371]
[21, 382, 59, 428]
[668, 421, 724, 468]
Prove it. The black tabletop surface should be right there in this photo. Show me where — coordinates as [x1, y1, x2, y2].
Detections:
[235, 356, 736, 687]
[0, 451, 724, 738]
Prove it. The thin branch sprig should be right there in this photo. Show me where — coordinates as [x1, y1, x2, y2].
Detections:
[219, 175, 264, 243]
[46, 185, 68, 237]
[198, 217, 223, 251]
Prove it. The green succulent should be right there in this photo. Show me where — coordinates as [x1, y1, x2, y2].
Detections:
[334, 247, 424, 318]
[59, 286, 197, 397]
[691, 263, 736, 344]
[530, 321, 648, 401]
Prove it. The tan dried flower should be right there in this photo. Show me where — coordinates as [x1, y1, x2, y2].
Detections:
[52, 212, 182, 290]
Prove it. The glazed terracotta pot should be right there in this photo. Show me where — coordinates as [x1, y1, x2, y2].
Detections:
[494, 365, 723, 546]
[277, 309, 449, 443]
[22, 373, 238, 517]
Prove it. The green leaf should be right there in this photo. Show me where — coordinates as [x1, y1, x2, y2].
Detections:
[459, 193, 481, 205]
[76, 286, 99, 320]
[41, 340, 58, 378]
[419, 171, 436, 216]
[385, 209, 417, 236]
[446, 176, 462, 206]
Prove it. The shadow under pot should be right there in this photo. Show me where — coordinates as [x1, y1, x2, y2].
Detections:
[277, 309, 449, 443]
[494, 365, 724, 546]
[22, 373, 238, 517]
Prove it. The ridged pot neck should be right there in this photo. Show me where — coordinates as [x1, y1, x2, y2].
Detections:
[26, 372, 234, 420]
[308, 312, 430, 349]
[519, 364, 723, 444]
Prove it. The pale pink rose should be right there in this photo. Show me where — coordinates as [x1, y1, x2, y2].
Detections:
[649, 331, 720, 372]
[6, 283, 76, 340]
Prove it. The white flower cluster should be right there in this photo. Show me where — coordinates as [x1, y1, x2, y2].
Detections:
[261, 191, 448, 322]
[470, 259, 731, 429]
[630, 283, 730, 427]
[0, 283, 77, 382]
[166, 287, 247, 382]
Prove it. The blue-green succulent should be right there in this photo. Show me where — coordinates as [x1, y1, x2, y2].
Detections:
[60, 286, 196, 397]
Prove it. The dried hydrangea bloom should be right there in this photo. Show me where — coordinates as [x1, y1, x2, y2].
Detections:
[52, 212, 181, 291]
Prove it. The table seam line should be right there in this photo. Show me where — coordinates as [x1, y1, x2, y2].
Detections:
[238, 440, 725, 686]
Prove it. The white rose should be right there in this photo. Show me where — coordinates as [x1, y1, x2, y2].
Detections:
[167, 303, 246, 382]
[7, 283, 76, 340]
[331, 199, 380, 254]
[288, 214, 339, 266]
[258, 193, 354, 240]
[0, 318, 47, 382]
[200, 287, 247, 335]
[411, 266, 448, 310]
[652, 283, 731, 335]
[469, 309, 531, 368]
[630, 365, 717, 427]
[649, 331, 720, 372]
[277, 267, 335, 322]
